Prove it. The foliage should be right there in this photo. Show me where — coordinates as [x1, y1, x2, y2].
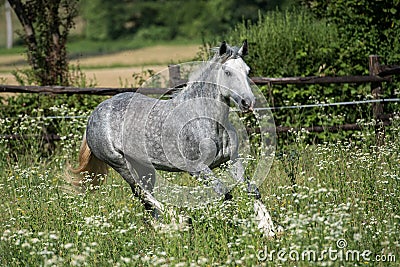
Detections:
[297, 0, 400, 128]
[8, 0, 79, 86]
[0, 66, 106, 155]
[3, 64, 102, 117]
[79, 0, 295, 41]
[228, 9, 339, 78]
[80, 0, 130, 41]
[202, 7, 400, 143]
[299, 0, 400, 69]
[204, 9, 360, 139]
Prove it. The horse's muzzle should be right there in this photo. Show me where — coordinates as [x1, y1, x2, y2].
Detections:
[240, 97, 255, 113]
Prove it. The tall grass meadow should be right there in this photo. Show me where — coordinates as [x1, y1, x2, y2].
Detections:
[1, 8, 399, 266]
[0, 99, 399, 265]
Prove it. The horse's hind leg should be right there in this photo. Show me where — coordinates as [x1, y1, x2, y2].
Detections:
[129, 182, 163, 219]
[108, 160, 164, 219]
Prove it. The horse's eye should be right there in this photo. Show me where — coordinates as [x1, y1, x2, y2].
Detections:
[224, 70, 231, 76]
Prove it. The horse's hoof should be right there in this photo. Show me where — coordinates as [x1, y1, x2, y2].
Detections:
[254, 199, 277, 238]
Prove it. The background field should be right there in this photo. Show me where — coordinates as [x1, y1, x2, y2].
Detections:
[0, 44, 201, 87]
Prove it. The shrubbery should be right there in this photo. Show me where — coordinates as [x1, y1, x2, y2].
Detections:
[79, 0, 293, 41]
[0, 66, 106, 156]
[300, 0, 400, 69]
[228, 9, 339, 78]
[204, 7, 399, 143]
[300, 0, 400, 126]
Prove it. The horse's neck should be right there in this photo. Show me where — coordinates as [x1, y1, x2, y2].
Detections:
[179, 81, 219, 99]
[180, 62, 219, 96]
[172, 71, 230, 121]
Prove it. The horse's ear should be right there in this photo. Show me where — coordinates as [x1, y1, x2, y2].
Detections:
[219, 41, 227, 55]
[238, 39, 248, 56]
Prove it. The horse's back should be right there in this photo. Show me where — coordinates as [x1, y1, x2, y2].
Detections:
[86, 93, 148, 164]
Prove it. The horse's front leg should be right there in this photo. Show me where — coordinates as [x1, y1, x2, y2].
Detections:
[223, 124, 260, 198]
[231, 157, 277, 237]
[224, 125, 277, 237]
[229, 158, 261, 199]
[190, 165, 230, 198]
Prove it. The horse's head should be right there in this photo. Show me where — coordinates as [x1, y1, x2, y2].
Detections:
[215, 40, 255, 112]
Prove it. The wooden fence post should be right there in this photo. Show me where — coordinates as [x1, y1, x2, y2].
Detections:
[369, 55, 385, 145]
[168, 65, 181, 88]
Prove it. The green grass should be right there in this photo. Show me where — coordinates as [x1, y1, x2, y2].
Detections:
[0, 105, 399, 266]
[0, 46, 25, 56]
[0, 36, 201, 57]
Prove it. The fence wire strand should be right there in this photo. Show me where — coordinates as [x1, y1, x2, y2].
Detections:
[2, 98, 400, 120]
[256, 98, 400, 111]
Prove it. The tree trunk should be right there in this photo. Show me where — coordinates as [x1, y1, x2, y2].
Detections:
[7, 0, 39, 71]
[7, 0, 77, 86]
[5, 0, 13, 49]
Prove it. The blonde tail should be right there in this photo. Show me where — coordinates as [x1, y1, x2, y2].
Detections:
[66, 133, 108, 190]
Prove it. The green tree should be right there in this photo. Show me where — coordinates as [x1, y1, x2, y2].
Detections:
[8, 0, 78, 85]
[299, 0, 400, 73]
[298, 0, 400, 129]
[80, 0, 296, 41]
[81, 0, 130, 41]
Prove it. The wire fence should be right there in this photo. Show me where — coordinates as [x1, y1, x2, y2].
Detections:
[257, 98, 400, 110]
[2, 98, 399, 120]
[1, 55, 399, 143]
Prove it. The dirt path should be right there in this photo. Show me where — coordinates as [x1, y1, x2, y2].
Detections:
[0, 44, 201, 87]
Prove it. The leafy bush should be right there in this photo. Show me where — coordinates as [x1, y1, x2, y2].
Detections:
[203, 8, 398, 144]
[299, 0, 400, 123]
[0, 66, 107, 156]
[81, 0, 130, 41]
[299, 0, 400, 69]
[228, 9, 340, 78]
[204, 10, 359, 139]
[134, 26, 174, 42]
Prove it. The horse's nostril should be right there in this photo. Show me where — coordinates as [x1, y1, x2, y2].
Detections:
[241, 99, 249, 108]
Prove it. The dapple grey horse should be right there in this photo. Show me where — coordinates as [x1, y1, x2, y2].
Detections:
[68, 41, 277, 236]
